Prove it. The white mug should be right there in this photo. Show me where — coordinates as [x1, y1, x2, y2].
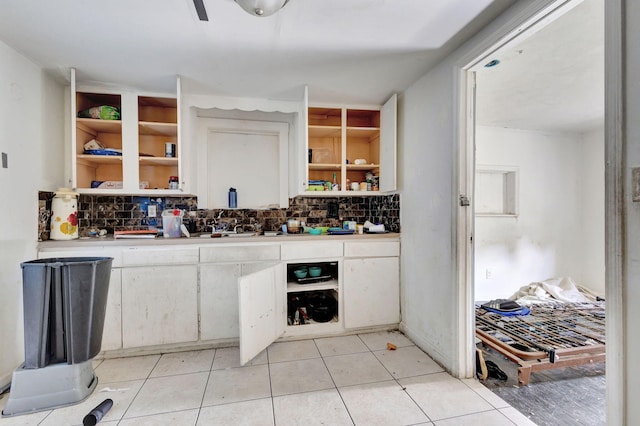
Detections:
[351, 182, 359, 191]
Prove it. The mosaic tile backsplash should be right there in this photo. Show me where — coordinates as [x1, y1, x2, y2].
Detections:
[38, 193, 400, 240]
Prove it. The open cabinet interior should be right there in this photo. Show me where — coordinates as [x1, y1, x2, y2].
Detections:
[238, 259, 342, 366]
[137, 96, 178, 190]
[75, 92, 123, 189]
[307, 106, 382, 192]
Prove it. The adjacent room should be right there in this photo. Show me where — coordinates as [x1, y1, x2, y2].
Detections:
[472, 1, 606, 424]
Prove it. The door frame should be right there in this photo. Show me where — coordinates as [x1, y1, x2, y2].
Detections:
[454, 0, 622, 423]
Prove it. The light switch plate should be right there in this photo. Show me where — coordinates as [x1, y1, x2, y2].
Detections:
[148, 204, 157, 217]
[1, 152, 7, 168]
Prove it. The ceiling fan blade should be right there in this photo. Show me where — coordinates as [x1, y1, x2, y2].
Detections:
[193, 0, 209, 21]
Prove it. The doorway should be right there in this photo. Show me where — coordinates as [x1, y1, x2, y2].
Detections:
[458, 0, 607, 424]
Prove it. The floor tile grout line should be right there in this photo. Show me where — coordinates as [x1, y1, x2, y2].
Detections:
[312, 337, 356, 426]
[498, 406, 536, 426]
[430, 407, 519, 425]
[114, 407, 201, 424]
[193, 348, 218, 426]
[117, 354, 162, 421]
[459, 377, 512, 410]
[393, 374, 433, 424]
[266, 347, 278, 426]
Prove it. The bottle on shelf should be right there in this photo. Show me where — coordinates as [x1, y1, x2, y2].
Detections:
[332, 173, 339, 191]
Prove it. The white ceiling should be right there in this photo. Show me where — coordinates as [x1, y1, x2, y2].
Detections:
[0, 0, 602, 131]
[0, 0, 516, 105]
[476, 0, 604, 133]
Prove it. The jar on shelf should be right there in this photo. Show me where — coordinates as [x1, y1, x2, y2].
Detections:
[169, 176, 179, 190]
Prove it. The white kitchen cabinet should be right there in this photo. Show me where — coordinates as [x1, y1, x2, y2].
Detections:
[202, 268, 285, 361]
[122, 245, 199, 267]
[69, 68, 184, 194]
[303, 94, 397, 195]
[344, 241, 400, 258]
[199, 263, 241, 341]
[37, 236, 400, 358]
[121, 264, 198, 348]
[343, 241, 400, 329]
[343, 257, 399, 328]
[101, 269, 122, 351]
[281, 241, 343, 260]
[199, 244, 281, 342]
[238, 262, 285, 365]
[199, 244, 280, 263]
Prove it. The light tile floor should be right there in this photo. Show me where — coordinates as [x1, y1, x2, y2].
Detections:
[0, 331, 536, 425]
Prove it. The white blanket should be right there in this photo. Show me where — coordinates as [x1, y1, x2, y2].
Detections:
[509, 277, 594, 305]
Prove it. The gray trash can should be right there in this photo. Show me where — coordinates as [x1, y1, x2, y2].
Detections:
[21, 257, 113, 368]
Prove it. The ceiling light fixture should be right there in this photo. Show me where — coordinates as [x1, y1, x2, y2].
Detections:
[235, 0, 289, 17]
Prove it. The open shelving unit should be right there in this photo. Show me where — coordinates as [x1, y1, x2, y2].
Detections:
[72, 90, 180, 192]
[307, 106, 382, 194]
[286, 261, 339, 327]
[137, 96, 178, 190]
[74, 92, 124, 190]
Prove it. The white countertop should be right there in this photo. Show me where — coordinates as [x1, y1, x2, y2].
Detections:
[38, 232, 400, 248]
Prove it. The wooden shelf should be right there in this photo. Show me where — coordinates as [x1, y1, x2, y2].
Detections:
[139, 121, 177, 137]
[347, 164, 379, 171]
[309, 125, 341, 138]
[75, 188, 183, 195]
[302, 190, 381, 196]
[309, 163, 342, 171]
[346, 127, 379, 137]
[76, 154, 123, 165]
[76, 117, 121, 134]
[139, 156, 178, 166]
[287, 280, 339, 293]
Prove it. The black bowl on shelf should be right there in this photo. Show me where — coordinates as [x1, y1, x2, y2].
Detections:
[307, 292, 337, 322]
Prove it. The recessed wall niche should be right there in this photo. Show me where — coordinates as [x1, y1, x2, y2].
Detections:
[475, 166, 519, 216]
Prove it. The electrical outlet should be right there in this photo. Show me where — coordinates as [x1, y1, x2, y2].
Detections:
[327, 201, 339, 218]
[485, 269, 493, 279]
[148, 204, 157, 217]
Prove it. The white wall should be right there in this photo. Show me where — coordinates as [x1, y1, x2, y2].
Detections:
[474, 126, 604, 302]
[399, 63, 457, 367]
[398, 0, 563, 375]
[0, 40, 65, 388]
[579, 127, 605, 295]
[622, 1, 640, 422]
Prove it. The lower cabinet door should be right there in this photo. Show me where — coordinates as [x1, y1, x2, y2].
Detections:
[121, 265, 198, 348]
[101, 269, 122, 351]
[238, 262, 285, 365]
[343, 257, 400, 329]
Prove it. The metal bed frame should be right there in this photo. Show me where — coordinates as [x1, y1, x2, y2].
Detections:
[475, 302, 605, 385]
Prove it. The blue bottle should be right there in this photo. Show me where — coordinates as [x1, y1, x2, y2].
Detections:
[228, 187, 237, 209]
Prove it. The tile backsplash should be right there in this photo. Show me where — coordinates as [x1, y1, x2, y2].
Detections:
[38, 193, 400, 240]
